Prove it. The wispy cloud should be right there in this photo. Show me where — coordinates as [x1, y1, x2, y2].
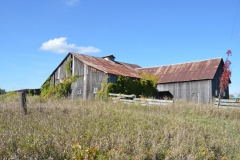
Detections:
[63, 0, 80, 6]
[40, 37, 101, 54]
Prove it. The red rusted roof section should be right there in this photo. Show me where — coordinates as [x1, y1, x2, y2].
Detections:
[120, 62, 142, 70]
[72, 53, 141, 78]
[137, 58, 222, 83]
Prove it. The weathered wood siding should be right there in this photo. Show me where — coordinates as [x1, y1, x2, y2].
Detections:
[71, 56, 108, 99]
[211, 60, 229, 99]
[71, 55, 84, 99]
[108, 74, 118, 83]
[157, 59, 229, 104]
[49, 54, 72, 86]
[87, 65, 108, 99]
[157, 80, 212, 104]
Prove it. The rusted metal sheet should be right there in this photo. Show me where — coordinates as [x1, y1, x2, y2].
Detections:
[72, 53, 141, 78]
[137, 58, 223, 83]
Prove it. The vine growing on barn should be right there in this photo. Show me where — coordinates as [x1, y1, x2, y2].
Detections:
[41, 58, 79, 98]
[103, 73, 158, 98]
[95, 76, 111, 101]
[218, 50, 232, 106]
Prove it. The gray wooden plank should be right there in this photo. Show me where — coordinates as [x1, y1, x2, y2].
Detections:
[214, 103, 240, 106]
[214, 98, 239, 103]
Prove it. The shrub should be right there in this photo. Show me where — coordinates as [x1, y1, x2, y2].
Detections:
[96, 77, 110, 101]
[107, 73, 157, 98]
[0, 91, 18, 102]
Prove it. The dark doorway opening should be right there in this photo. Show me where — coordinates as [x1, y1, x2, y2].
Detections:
[158, 91, 173, 100]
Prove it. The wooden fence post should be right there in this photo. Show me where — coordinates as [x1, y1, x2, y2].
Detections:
[20, 92, 27, 115]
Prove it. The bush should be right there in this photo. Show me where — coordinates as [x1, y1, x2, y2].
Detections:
[0, 88, 6, 95]
[107, 74, 157, 98]
[0, 91, 18, 102]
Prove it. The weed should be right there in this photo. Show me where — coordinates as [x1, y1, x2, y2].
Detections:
[0, 97, 240, 159]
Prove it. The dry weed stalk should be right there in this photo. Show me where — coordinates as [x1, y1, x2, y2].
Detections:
[0, 97, 240, 159]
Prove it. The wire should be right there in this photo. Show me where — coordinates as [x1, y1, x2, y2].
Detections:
[230, 0, 240, 42]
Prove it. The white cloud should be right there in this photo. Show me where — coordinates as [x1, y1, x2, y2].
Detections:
[63, 0, 80, 6]
[40, 37, 101, 54]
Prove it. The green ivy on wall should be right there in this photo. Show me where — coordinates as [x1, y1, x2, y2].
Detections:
[97, 73, 158, 99]
[41, 58, 79, 99]
[95, 76, 109, 100]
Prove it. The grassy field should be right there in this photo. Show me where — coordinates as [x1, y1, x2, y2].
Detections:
[0, 96, 240, 159]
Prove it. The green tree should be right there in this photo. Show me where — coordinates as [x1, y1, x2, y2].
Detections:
[0, 88, 6, 95]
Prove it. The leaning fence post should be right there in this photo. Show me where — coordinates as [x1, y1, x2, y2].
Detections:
[19, 92, 27, 115]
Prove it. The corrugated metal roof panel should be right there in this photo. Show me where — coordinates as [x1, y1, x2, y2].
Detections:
[72, 53, 142, 78]
[137, 58, 222, 83]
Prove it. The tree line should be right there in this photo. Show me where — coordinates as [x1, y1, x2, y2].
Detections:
[0, 88, 6, 95]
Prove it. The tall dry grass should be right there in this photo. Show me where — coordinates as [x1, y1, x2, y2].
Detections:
[0, 96, 240, 159]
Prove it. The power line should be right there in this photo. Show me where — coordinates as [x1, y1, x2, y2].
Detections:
[230, 0, 240, 42]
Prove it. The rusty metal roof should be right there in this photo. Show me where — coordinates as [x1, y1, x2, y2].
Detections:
[72, 53, 142, 78]
[137, 58, 223, 83]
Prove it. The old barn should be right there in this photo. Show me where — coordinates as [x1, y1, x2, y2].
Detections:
[43, 53, 229, 103]
[138, 58, 229, 104]
[44, 52, 141, 99]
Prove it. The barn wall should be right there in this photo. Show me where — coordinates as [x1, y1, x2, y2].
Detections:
[71, 56, 84, 99]
[86, 65, 108, 99]
[50, 74, 55, 84]
[71, 56, 108, 99]
[157, 80, 212, 104]
[49, 54, 72, 86]
[108, 74, 118, 83]
[211, 60, 229, 99]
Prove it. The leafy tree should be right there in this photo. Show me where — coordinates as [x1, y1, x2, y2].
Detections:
[218, 50, 232, 106]
[229, 94, 234, 99]
[0, 88, 6, 95]
[219, 50, 232, 96]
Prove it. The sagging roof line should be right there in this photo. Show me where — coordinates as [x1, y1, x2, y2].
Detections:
[42, 52, 224, 86]
[71, 52, 142, 78]
[138, 58, 223, 84]
[136, 57, 222, 70]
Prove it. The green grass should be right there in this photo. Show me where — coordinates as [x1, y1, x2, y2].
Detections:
[1, 96, 240, 159]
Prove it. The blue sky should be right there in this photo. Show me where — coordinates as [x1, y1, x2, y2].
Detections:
[0, 0, 240, 95]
